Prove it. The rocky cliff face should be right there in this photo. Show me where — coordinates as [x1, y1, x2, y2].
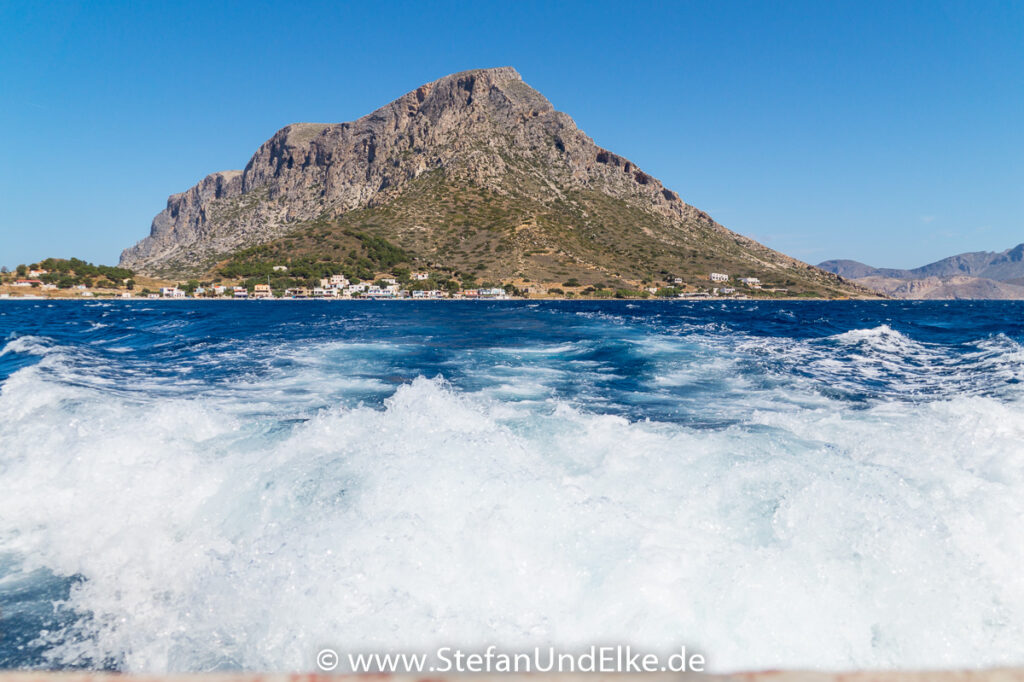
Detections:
[121, 67, 863, 296]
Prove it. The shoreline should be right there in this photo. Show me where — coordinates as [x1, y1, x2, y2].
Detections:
[0, 295, 888, 302]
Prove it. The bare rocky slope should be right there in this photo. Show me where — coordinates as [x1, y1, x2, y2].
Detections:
[820, 244, 1024, 299]
[854, 275, 1024, 300]
[121, 67, 868, 297]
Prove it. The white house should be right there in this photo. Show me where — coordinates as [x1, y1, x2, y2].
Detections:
[160, 287, 185, 298]
[738, 277, 761, 288]
[272, 265, 288, 272]
[709, 272, 729, 282]
[411, 272, 429, 281]
[366, 285, 399, 298]
[233, 286, 248, 298]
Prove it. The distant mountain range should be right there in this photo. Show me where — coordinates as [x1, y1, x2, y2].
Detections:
[119, 67, 870, 298]
[819, 244, 1024, 299]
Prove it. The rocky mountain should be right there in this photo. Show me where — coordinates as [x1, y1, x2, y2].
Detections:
[853, 275, 1024, 300]
[121, 67, 869, 297]
[821, 244, 1024, 281]
[819, 244, 1024, 299]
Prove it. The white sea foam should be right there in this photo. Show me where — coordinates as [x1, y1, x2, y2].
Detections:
[2, 340, 1024, 672]
[0, 335, 54, 357]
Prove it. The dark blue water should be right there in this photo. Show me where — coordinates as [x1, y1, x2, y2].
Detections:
[2, 300, 1022, 411]
[2, 300, 1023, 672]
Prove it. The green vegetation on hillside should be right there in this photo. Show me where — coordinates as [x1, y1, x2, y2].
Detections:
[217, 229, 416, 290]
[3, 258, 135, 289]
[203, 170, 861, 298]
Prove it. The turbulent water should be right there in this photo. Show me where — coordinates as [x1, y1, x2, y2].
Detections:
[1, 300, 1023, 672]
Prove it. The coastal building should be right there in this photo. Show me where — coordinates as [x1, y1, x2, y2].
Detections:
[721, 287, 736, 294]
[738, 277, 761, 288]
[478, 288, 509, 299]
[12, 279, 42, 287]
[28, 269, 48, 277]
[120, 292, 132, 298]
[412, 289, 445, 298]
[318, 276, 349, 289]
[252, 283, 273, 299]
[147, 293, 160, 299]
[344, 283, 368, 296]
[160, 286, 185, 298]
[673, 277, 684, 284]
[232, 286, 249, 299]
[366, 285, 399, 298]
[709, 273, 729, 282]
[212, 285, 227, 296]
[411, 272, 429, 280]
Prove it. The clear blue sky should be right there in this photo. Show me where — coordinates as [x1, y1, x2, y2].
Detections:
[1, 0, 1021, 269]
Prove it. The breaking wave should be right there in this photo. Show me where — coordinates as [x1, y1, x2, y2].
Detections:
[1, 300, 1024, 672]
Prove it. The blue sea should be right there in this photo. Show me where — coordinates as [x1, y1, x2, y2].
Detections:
[1, 299, 1023, 672]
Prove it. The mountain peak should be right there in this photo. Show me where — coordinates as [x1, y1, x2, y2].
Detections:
[260, 68, 551, 160]
[118, 69, 865, 298]
[435, 65, 522, 83]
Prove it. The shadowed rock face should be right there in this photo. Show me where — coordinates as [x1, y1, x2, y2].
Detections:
[120, 67, 854, 293]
